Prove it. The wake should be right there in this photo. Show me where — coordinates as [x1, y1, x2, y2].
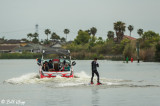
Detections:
[3, 71, 160, 88]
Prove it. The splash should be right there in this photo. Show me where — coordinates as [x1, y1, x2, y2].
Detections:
[4, 73, 40, 84]
[3, 71, 160, 88]
[74, 71, 90, 78]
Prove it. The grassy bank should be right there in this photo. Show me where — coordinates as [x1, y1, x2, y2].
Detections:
[0, 53, 62, 59]
[70, 52, 124, 60]
[0, 52, 42, 59]
[0, 52, 124, 60]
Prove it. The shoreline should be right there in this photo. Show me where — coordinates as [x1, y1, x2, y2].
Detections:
[0, 53, 157, 62]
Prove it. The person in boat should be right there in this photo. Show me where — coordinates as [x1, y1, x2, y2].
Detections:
[42, 62, 49, 71]
[59, 59, 66, 71]
[63, 60, 66, 65]
[91, 58, 101, 84]
[64, 63, 70, 71]
[48, 60, 53, 69]
[36, 58, 41, 65]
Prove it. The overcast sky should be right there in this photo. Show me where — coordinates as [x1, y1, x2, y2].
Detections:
[0, 0, 160, 41]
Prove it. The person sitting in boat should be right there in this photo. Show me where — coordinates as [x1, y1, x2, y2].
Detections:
[42, 62, 49, 71]
[36, 58, 41, 65]
[48, 60, 53, 69]
[64, 63, 70, 71]
[63, 60, 66, 66]
[59, 60, 66, 71]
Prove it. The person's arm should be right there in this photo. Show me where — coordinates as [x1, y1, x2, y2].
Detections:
[96, 62, 99, 67]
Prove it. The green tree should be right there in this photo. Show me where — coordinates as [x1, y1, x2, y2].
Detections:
[74, 30, 90, 45]
[114, 21, 126, 42]
[27, 33, 33, 41]
[21, 38, 28, 42]
[107, 31, 114, 39]
[142, 30, 159, 40]
[64, 29, 70, 42]
[32, 38, 39, 43]
[96, 37, 104, 45]
[45, 29, 51, 41]
[60, 37, 66, 42]
[123, 43, 135, 58]
[88, 36, 97, 50]
[118, 38, 130, 54]
[85, 29, 91, 35]
[90, 27, 97, 36]
[32, 33, 39, 43]
[33, 32, 38, 38]
[137, 28, 143, 37]
[128, 25, 134, 36]
[51, 32, 60, 41]
[155, 42, 160, 61]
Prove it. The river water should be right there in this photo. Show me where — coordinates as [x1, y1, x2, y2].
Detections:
[0, 59, 160, 106]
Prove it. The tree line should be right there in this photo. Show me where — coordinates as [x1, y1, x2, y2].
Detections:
[63, 21, 160, 61]
[26, 29, 70, 44]
[1, 20, 159, 61]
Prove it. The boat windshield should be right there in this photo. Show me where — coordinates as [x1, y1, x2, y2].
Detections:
[60, 59, 70, 63]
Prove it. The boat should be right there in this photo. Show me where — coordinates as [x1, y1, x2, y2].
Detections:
[37, 49, 76, 78]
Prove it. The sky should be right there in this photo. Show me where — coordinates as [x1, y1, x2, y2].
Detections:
[0, 0, 160, 41]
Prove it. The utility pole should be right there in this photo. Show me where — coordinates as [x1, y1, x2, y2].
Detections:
[35, 24, 41, 52]
[35, 24, 39, 41]
[136, 41, 140, 63]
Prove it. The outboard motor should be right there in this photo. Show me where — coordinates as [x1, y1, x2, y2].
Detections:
[72, 61, 76, 66]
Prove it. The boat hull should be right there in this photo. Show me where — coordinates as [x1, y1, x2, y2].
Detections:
[39, 68, 74, 78]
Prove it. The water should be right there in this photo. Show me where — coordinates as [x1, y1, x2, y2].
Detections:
[0, 59, 160, 106]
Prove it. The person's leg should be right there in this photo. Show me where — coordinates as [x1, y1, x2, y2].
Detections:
[91, 72, 94, 83]
[95, 71, 99, 83]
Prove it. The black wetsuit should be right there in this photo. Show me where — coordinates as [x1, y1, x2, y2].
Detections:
[91, 61, 100, 83]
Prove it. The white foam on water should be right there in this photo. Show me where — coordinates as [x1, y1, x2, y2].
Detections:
[74, 71, 90, 78]
[4, 71, 158, 88]
[3, 71, 125, 86]
[4, 73, 40, 84]
[56, 82, 85, 87]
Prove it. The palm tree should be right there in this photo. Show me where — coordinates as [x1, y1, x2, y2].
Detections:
[51, 32, 60, 41]
[27, 33, 33, 41]
[33, 32, 38, 38]
[32, 33, 39, 43]
[107, 31, 114, 39]
[90, 27, 97, 36]
[60, 37, 66, 42]
[137, 28, 143, 37]
[64, 29, 70, 42]
[128, 25, 134, 36]
[45, 29, 51, 41]
[114, 21, 126, 42]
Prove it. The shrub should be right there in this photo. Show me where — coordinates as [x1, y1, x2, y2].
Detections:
[140, 47, 155, 61]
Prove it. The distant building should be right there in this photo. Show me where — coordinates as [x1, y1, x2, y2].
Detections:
[2, 39, 27, 47]
[123, 35, 136, 40]
[50, 42, 62, 48]
[15, 44, 50, 53]
[0, 38, 5, 44]
[5, 39, 21, 44]
[114, 35, 136, 42]
[0, 44, 19, 53]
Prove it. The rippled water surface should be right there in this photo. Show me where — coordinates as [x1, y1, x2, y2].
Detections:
[0, 59, 160, 106]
